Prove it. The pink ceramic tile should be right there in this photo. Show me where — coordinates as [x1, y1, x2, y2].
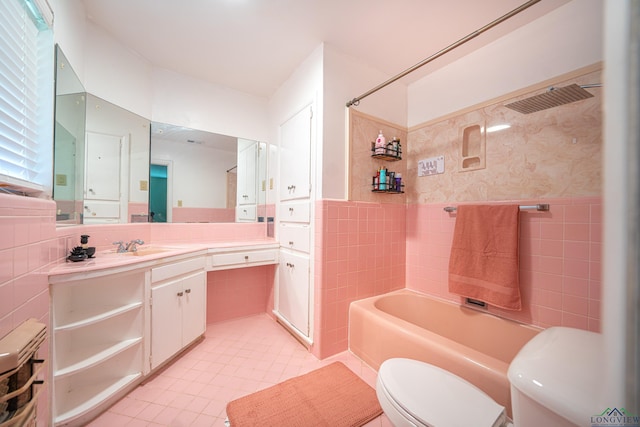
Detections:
[564, 204, 591, 223]
[563, 276, 589, 297]
[562, 294, 589, 316]
[563, 258, 590, 279]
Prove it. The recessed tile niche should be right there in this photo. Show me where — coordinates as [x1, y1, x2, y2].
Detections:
[460, 123, 486, 171]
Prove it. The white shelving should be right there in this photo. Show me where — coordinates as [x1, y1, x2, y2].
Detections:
[51, 270, 145, 426]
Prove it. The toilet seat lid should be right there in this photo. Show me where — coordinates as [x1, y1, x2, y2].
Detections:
[378, 358, 506, 427]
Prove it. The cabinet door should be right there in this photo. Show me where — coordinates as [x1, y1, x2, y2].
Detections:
[278, 251, 310, 336]
[85, 132, 122, 201]
[279, 105, 312, 202]
[151, 279, 183, 369]
[181, 271, 206, 346]
[237, 140, 257, 205]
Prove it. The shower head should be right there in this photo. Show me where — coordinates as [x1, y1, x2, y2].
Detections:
[504, 83, 600, 114]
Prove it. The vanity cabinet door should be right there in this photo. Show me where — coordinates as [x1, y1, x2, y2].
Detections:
[181, 271, 206, 346]
[150, 278, 183, 369]
[151, 270, 206, 369]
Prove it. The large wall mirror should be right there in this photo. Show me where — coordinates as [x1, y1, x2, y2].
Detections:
[53, 45, 269, 225]
[53, 46, 150, 225]
[150, 123, 268, 223]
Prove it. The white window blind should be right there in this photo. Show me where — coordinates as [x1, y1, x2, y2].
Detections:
[0, 0, 53, 195]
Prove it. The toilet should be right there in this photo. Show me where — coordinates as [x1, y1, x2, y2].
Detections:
[376, 327, 602, 427]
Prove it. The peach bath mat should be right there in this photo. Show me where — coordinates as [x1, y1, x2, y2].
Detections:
[225, 362, 382, 427]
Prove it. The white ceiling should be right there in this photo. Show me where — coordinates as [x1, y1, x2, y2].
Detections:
[81, 0, 570, 99]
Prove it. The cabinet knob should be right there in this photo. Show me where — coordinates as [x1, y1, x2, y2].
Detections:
[177, 291, 184, 297]
[288, 241, 294, 246]
[286, 262, 295, 268]
[244, 255, 249, 260]
[289, 207, 294, 212]
[185, 289, 191, 294]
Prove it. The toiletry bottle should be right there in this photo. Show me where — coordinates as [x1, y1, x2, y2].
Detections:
[388, 171, 395, 191]
[395, 173, 402, 191]
[81, 234, 90, 249]
[375, 131, 386, 155]
[380, 167, 387, 191]
[392, 138, 399, 157]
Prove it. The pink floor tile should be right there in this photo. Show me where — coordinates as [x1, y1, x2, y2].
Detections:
[88, 314, 384, 427]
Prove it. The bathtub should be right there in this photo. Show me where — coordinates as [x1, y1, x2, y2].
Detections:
[348, 289, 540, 416]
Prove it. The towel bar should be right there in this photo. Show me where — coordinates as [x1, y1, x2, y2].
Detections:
[443, 204, 550, 213]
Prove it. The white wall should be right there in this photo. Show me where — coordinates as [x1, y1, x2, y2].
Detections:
[151, 68, 269, 142]
[322, 45, 407, 200]
[151, 138, 235, 209]
[84, 21, 153, 120]
[407, 0, 603, 126]
[268, 44, 323, 200]
[51, 0, 269, 142]
[51, 0, 87, 84]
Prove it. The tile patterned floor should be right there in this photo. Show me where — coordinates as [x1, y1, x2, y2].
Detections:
[88, 314, 392, 427]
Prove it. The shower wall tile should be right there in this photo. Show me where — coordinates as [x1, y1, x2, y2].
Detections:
[312, 199, 406, 359]
[406, 70, 602, 205]
[405, 197, 602, 332]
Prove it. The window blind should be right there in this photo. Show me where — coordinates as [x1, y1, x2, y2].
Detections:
[0, 0, 53, 194]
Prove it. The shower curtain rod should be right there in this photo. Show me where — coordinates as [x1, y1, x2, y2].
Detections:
[345, 0, 541, 108]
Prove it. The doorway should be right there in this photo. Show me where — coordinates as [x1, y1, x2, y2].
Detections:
[149, 163, 168, 222]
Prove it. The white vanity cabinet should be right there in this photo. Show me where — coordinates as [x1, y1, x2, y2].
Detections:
[150, 257, 206, 369]
[50, 269, 146, 426]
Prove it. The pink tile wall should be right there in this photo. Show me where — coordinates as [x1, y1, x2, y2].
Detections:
[171, 207, 235, 223]
[406, 197, 602, 332]
[206, 265, 276, 324]
[0, 193, 57, 426]
[312, 200, 406, 359]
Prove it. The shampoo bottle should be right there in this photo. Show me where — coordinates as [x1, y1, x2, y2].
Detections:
[375, 131, 386, 155]
[379, 167, 387, 190]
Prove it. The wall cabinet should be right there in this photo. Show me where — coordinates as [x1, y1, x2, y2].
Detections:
[276, 103, 313, 342]
[236, 140, 258, 221]
[50, 270, 145, 426]
[150, 270, 206, 369]
[279, 105, 312, 202]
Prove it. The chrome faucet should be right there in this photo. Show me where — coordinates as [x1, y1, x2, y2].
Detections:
[125, 239, 145, 252]
[112, 241, 126, 253]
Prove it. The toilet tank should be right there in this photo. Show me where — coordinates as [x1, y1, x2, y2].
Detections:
[508, 327, 602, 427]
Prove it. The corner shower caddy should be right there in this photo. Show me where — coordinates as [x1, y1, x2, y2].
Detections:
[371, 146, 404, 194]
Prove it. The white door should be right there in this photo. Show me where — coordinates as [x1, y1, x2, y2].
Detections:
[279, 105, 311, 202]
[237, 141, 257, 205]
[278, 251, 310, 336]
[85, 132, 121, 200]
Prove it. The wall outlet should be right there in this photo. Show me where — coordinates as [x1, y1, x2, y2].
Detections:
[177, 200, 183, 207]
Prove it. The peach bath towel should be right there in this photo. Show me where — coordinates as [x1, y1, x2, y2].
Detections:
[448, 204, 522, 310]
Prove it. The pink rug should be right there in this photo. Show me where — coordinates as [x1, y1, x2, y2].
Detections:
[226, 362, 382, 426]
